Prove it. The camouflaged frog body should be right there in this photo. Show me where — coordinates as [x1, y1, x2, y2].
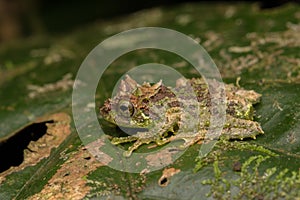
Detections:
[100, 75, 263, 157]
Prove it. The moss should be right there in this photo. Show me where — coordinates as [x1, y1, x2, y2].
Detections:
[194, 139, 277, 172]
[202, 155, 300, 199]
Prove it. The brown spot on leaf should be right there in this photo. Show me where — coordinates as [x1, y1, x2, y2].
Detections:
[0, 112, 71, 183]
[27, 73, 74, 99]
[86, 138, 113, 166]
[158, 167, 180, 187]
[145, 148, 177, 167]
[28, 146, 103, 200]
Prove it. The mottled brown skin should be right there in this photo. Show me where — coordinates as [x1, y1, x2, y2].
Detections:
[100, 75, 263, 157]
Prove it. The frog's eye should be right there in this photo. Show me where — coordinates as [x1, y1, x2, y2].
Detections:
[118, 100, 134, 117]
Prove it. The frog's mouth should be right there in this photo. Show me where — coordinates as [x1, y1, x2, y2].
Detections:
[114, 117, 153, 130]
[117, 126, 148, 136]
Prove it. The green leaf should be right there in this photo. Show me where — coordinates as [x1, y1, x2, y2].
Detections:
[0, 2, 300, 200]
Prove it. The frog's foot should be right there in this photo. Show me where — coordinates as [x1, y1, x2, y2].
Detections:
[110, 131, 160, 157]
[165, 131, 206, 149]
[123, 136, 158, 157]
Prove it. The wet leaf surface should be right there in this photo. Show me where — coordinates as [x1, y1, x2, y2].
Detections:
[0, 2, 299, 199]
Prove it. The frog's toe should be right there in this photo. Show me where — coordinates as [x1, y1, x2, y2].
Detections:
[123, 150, 133, 157]
[123, 138, 153, 157]
[123, 144, 139, 157]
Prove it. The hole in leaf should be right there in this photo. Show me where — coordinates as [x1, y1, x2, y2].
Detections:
[0, 120, 54, 173]
[84, 156, 91, 160]
[158, 177, 169, 187]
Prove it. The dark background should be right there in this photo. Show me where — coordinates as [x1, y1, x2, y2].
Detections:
[0, 0, 299, 43]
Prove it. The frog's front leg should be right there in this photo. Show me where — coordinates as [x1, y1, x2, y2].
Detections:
[124, 134, 159, 157]
[162, 130, 207, 149]
[123, 129, 181, 157]
[112, 119, 180, 156]
[111, 131, 160, 157]
[113, 131, 160, 157]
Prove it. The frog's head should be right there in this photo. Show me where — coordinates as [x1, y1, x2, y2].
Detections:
[100, 75, 167, 128]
